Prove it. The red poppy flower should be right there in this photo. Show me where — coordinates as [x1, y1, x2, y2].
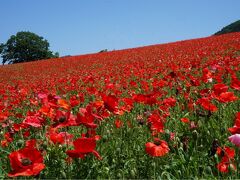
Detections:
[66, 137, 102, 160]
[213, 83, 228, 95]
[8, 141, 45, 177]
[102, 94, 123, 115]
[69, 95, 80, 107]
[147, 113, 165, 133]
[38, 93, 59, 108]
[216, 146, 235, 159]
[228, 112, 240, 134]
[23, 113, 45, 128]
[216, 92, 238, 103]
[129, 80, 138, 87]
[163, 97, 176, 107]
[37, 92, 48, 99]
[229, 126, 240, 134]
[23, 130, 31, 138]
[115, 119, 123, 128]
[4, 132, 13, 142]
[102, 94, 118, 112]
[76, 107, 98, 129]
[196, 97, 218, 112]
[0, 111, 8, 123]
[38, 105, 55, 119]
[121, 98, 134, 112]
[189, 75, 201, 86]
[181, 117, 190, 124]
[145, 139, 170, 157]
[234, 112, 240, 126]
[58, 99, 70, 110]
[1, 139, 8, 147]
[53, 110, 77, 128]
[48, 128, 73, 145]
[199, 89, 211, 97]
[82, 129, 101, 140]
[231, 77, 240, 90]
[216, 162, 236, 173]
[216, 146, 236, 173]
[202, 68, 213, 83]
[133, 94, 157, 105]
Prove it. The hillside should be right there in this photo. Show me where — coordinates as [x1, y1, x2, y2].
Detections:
[215, 20, 240, 35]
[0, 32, 239, 86]
[0, 33, 240, 179]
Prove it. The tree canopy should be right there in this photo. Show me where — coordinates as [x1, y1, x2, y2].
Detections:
[0, 31, 59, 64]
[214, 20, 240, 35]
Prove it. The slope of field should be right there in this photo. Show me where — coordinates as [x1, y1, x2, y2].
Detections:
[0, 32, 240, 179]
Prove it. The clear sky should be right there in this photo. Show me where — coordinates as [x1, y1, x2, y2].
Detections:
[0, 0, 240, 59]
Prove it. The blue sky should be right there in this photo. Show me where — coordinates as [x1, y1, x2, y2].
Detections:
[0, 0, 239, 59]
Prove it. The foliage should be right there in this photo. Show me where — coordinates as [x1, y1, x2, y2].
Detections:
[0, 32, 239, 179]
[215, 20, 240, 35]
[99, 49, 108, 53]
[0, 31, 59, 64]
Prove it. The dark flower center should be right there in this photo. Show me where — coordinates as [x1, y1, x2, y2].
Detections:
[154, 140, 161, 146]
[21, 158, 32, 166]
[59, 116, 66, 123]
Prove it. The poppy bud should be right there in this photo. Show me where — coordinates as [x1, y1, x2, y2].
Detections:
[181, 136, 189, 151]
[39, 142, 48, 151]
[130, 168, 137, 177]
[137, 115, 145, 125]
[117, 173, 122, 178]
[209, 139, 219, 156]
[60, 171, 67, 178]
[151, 162, 156, 167]
[103, 167, 109, 173]
[229, 163, 237, 172]
[16, 140, 24, 147]
[192, 130, 198, 139]
[205, 166, 213, 175]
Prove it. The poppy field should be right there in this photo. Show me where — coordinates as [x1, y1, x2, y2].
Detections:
[0, 32, 240, 179]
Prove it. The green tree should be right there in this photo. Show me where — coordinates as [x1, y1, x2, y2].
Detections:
[0, 31, 59, 64]
[214, 20, 240, 35]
